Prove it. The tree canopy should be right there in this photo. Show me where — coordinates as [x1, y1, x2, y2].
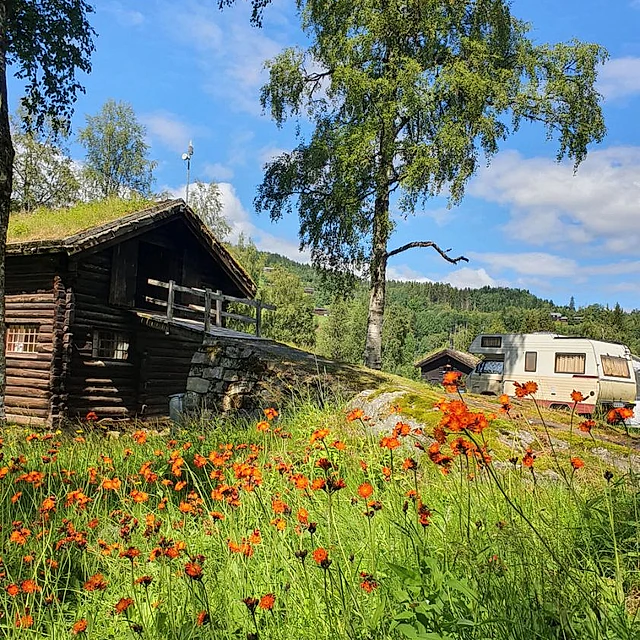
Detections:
[255, 0, 607, 369]
[78, 99, 156, 198]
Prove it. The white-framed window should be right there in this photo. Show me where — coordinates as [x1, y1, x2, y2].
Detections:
[601, 355, 630, 378]
[555, 353, 586, 374]
[92, 330, 130, 361]
[6, 325, 39, 354]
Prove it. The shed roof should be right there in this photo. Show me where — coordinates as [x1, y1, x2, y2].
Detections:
[7, 199, 256, 297]
[414, 348, 479, 370]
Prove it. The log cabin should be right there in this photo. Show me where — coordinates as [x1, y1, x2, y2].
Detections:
[414, 348, 479, 385]
[5, 198, 256, 425]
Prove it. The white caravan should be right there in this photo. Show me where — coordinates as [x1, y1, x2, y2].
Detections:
[467, 333, 636, 414]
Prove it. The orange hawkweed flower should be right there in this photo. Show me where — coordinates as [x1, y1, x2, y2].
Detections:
[259, 593, 276, 610]
[297, 508, 309, 524]
[379, 436, 400, 450]
[85, 411, 98, 421]
[271, 498, 290, 515]
[196, 610, 210, 626]
[578, 419, 596, 434]
[571, 390, 585, 403]
[256, 420, 270, 432]
[514, 381, 538, 398]
[310, 428, 330, 445]
[6, 584, 19, 597]
[132, 430, 147, 445]
[84, 573, 108, 591]
[71, 619, 88, 635]
[134, 575, 153, 587]
[101, 477, 121, 491]
[114, 597, 134, 614]
[130, 489, 149, 503]
[312, 547, 331, 569]
[443, 370, 463, 392]
[15, 611, 33, 628]
[571, 457, 585, 470]
[20, 579, 40, 594]
[270, 517, 286, 531]
[185, 561, 204, 580]
[359, 572, 378, 593]
[291, 474, 309, 490]
[498, 394, 512, 413]
[264, 407, 278, 420]
[9, 527, 31, 545]
[607, 407, 634, 425]
[346, 408, 364, 422]
[357, 483, 374, 499]
[522, 449, 536, 468]
[11, 492, 22, 504]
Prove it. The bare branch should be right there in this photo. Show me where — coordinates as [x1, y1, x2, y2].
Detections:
[386, 241, 468, 264]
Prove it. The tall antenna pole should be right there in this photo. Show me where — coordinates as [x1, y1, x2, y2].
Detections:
[182, 140, 194, 204]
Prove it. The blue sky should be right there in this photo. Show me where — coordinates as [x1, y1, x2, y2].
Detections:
[8, 0, 640, 309]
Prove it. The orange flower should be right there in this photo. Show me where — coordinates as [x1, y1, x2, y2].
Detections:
[114, 597, 134, 614]
[331, 440, 346, 451]
[607, 407, 634, 425]
[357, 482, 374, 499]
[185, 561, 204, 580]
[6, 584, 19, 597]
[379, 436, 400, 450]
[522, 449, 536, 468]
[443, 370, 463, 392]
[132, 430, 147, 445]
[15, 611, 33, 628]
[498, 394, 512, 413]
[84, 573, 108, 591]
[571, 390, 585, 403]
[291, 474, 309, 490]
[310, 428, 330, 444]
[270, 517, 286, 531]
[402, 458, 418, 471]
[264, 407, 278, 420]
[10, 527, 31, 545]
[249, 529, 262, 545]
[514, 381, 538, 398]
[312, 547, 331, 569]
[271, 498, 290, 515]
[134, 575, 153, 587]
[297, 508, 309, 524]
[196, 610, 210, 626]
[86, 411, 98, 421]
[570, 457, 585, 470]
[578, 419, 596, 434]
[101, 477, 121, 491]
[346, 408, 364, 422]
[359, 572, 378, 593]
[71, 619, 88, 635]
[256, 421, 270, 432]
[130, 489, 149, 503]
[20, 579, 40, 594]
[11, 492, 22, 504]
[259, 593, 276, 610]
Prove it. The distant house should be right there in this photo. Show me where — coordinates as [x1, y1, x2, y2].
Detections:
[414, 348, 479, 385]
[5, 199, 255, 425]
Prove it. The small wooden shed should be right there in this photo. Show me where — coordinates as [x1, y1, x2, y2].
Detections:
[5, 199, 255, 425]
[414, 348, 479, 384]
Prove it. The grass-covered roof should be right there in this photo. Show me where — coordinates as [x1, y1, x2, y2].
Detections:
[7, 197, 157, 244]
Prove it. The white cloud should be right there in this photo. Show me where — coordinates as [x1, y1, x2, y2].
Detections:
[202, 163, 234, 182]
[163, 2, 284, 115]
[386, 265, 433, 283]
[598, 57, 640, 101]
[440, 268, 498, 289]
[469, 251, 577, 277]
[470, 146, 640, 253]
[258, 145, 289, 166]
[103, 1, 144, 27]
[142, 112, 201, 154]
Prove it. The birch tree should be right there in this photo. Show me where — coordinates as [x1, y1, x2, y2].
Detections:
[255, 0, 607, 369]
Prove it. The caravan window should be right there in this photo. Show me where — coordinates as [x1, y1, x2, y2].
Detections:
[524, 351, 537, 372]
[555, 353, 586, 374]
[601, 355, 630, 378]
[476, 359, 504, 375]
[481, 336, 502, 348]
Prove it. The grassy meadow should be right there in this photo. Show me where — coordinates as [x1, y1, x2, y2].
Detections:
[1, 386, 639, 639]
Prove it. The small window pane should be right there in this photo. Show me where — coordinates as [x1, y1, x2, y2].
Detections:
[555, 353, 585, 374]
[6, 325, 38, 354]
[481, 336, 502, 348]
[601, 355, 630, 378]
[93, 330, 130, 361]
[525, 351, 537, 372]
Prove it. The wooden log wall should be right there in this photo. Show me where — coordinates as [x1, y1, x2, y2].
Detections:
[136, 324, 201, 417]
[67, 250, 139, 419]
[5, 255, 59, 425]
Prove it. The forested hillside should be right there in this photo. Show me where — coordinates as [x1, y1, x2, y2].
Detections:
[231, 240, 640, 378]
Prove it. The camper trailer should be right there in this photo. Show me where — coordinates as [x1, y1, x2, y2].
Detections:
[467, 333, 636, 414]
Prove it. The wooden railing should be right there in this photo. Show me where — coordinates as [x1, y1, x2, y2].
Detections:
[146, 279, 275, 337]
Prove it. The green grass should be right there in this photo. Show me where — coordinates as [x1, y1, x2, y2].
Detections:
[0, 392, 639, 639]
[8, 197, 158, 243]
